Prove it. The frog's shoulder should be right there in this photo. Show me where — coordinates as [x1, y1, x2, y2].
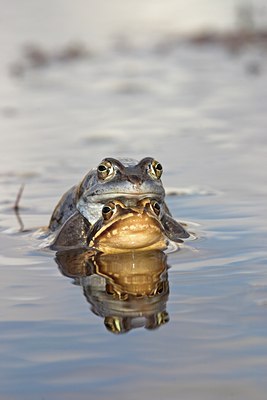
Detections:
[160, 202, 190, 241]
[50, 211, 91, 250]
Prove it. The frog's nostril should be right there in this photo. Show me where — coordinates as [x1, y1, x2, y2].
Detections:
[128, 175, 142, 185]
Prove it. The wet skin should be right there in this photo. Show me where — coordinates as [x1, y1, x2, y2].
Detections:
[49, 157, 165, 231]
[49, 157, 190, 251]
[88, 198, 168, 253]
[52, 198, 189, 252]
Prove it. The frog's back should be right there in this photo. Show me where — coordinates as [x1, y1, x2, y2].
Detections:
[49, 185, 78, 231]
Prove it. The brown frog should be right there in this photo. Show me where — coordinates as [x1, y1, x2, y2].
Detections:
[48, 157, 189, 251]
[52, 198, 189, 252]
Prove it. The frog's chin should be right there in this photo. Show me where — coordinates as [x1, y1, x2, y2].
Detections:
[77, 193, 162, 225]
[89, 192, 163, 203]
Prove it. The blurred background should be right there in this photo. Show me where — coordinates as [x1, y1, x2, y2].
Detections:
[1, 1, 267, 399]
[1, 0, 267, 223]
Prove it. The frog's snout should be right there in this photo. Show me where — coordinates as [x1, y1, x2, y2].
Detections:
[127, 174, 143, 186]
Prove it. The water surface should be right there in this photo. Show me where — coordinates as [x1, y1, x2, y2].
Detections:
[1, 1, 267, 399]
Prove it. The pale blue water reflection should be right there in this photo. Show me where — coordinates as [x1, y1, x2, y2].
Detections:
[1, 190, 267, 399]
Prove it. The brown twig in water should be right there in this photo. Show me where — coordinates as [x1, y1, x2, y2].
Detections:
[14, 184, 24, 211]
[13, 184, 25, 231]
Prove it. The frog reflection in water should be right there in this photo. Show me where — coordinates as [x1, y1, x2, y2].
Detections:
[50, 158, 186, 332]
[56, 249, 170, 334]
[49, 157, 189, 250]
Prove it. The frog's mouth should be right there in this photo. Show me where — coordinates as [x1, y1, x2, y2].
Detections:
[89, 203, 168, 254]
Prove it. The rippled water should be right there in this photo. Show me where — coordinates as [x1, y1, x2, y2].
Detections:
[1, 1, 267, 399]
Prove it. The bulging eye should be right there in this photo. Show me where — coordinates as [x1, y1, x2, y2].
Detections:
[149, 160, 163, 179]
[97, 160, 114, 180]
[150, 200, 161, 216]
[102, 202, 116, 220]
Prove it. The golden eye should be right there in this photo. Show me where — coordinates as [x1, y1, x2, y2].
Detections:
[97, 161, 114, 180]
[150, 200, 161, 216]
[102, 202, 116, 220]
[150, 160, 163, 179]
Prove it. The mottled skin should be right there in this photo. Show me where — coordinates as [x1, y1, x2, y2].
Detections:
[49, 157, 165, 231]
[51, 198, 189, 252]
[87, 198, 168, 253]
[49, 157, 190, 251]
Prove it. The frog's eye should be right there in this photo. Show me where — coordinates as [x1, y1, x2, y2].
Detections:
[102, 202, 116, 221]
[150, 200, 161, 216]
[149, 160, 163, 179]
[97, 161, 114, 180]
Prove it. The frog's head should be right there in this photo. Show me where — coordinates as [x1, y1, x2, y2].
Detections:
[77, 157, 165, 212]
[88, 198, 168, 253]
